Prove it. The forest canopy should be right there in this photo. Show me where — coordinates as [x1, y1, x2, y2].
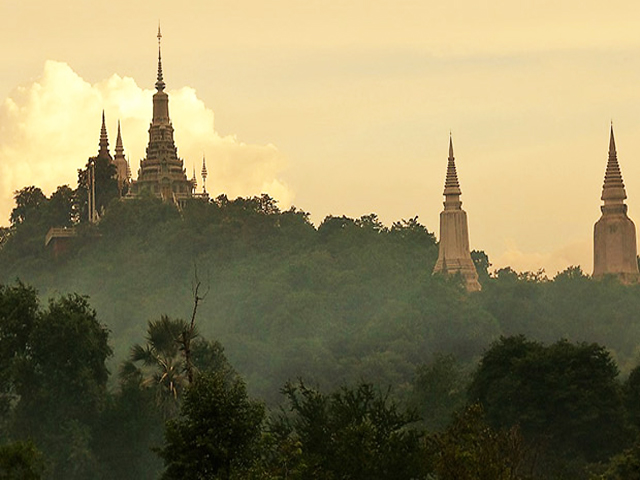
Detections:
[2, 189, 640, 403]
[3, 189, 640, 478]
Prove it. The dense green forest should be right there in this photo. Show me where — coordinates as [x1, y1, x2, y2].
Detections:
[3, 187, 640, 401]
[3, 186, 640, 478]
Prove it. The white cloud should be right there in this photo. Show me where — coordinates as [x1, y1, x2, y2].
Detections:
[0, 60, 293, 225]
[492, 239, 593, 277]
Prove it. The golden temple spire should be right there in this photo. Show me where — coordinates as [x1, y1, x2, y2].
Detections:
[156, 23, 165, 91]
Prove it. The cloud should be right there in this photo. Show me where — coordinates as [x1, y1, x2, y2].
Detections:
[0, 60, 293, 225]
[491, 239, 593, 277]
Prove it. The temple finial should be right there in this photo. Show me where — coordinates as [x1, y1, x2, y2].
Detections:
[155, 23, 165, 91]
[444, 134, 461, 199]
[115, 120, 124, 156]
[602, 123, 626, 204]
[98, 110, 110, 158]
[201, 154, 208, 194]
[609, 122, 616, 157]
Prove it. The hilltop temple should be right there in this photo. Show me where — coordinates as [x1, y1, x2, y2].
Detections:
[86, 27, 201, 213]
[65, 29, 640, 285]
[432, 136, 481, 292]
[592, 126, 639, 282]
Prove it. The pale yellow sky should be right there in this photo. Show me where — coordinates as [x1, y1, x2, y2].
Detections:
[2, 0, 640, 274]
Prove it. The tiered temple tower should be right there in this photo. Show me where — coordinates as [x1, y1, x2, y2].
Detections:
[97, 111, 112, 162]
[130, 27, 194, 204]
[593, 125, 639, 282]
[433, 135, 481, 292]
[87, 111, 113, 223]
[113, 120, 130, 195]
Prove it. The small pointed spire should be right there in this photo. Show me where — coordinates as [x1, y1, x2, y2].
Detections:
[115, 120, 124, 157]
[609, 122, 616, 156]
[201, 155, 208, 179]
[98, 110, 110, 158]
[155, 23, 166, 91]
[201, 155, 208, 193]
[602, 123, 627, 204]
[443, 133, 461, 198]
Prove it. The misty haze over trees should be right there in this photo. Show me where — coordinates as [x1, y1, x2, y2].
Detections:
[3, 186, 640, 478]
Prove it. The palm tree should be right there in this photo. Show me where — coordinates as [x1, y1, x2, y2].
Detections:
[120, 315, 196, 418]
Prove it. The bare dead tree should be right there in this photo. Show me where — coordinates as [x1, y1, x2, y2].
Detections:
[183, 263, 210, 384]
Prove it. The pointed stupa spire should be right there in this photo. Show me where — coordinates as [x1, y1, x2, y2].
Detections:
[433, 133, 481, 291]
[609, 121, 616, 154]
[448, 131, 454, 157]
[115, 120, 124, 157]
[443, 133, 462, 208]
[593, 124, 639, 281]
[112, 119, 129, 194]
[98, 110, 110, 158]
[601, 123, 627, 205]
[201, 155, 208, 193]
[155, 23, 166, 91]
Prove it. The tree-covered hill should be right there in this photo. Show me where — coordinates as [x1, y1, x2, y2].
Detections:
[2, 190, 640, 404]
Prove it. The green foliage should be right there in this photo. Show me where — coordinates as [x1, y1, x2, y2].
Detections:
[159, 371, 265, 480]
[591, 442, 640, 479]
[8, 188, 640, 476]
[471, 249, 491, 283]
[46, 186, 77, 227]
[0, 283, 112, 479]
[410, 354, 469, 432]
[10, 187, 47, 227]
[425, 404, 526, 480]
[624, 366, 640, 434]
[469, 336, 629, 476]
[12, 293, 112, 437]
[94, 379, 165, 480]
[121, 315, 233, 419]
[1, 185, 78, 272]
[267, 381, 429, 479]
[98, 194, 180, 240]
[122, 315, 190, 418]
[479, 265, 640, 361]
[1, 194, 455, 404]
[96, 314, 234, 480]
[9, 185, 76, 230]
[0, 282, 39, 403]
[0, 440, 46, 480]
[76, 156, 119, 222]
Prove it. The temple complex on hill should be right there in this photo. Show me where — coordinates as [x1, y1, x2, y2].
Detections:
[432, 136, 481, 292]
[86, 26, 207, 215]
[51, 29, 640, 283]
[592, 126, 639, 282]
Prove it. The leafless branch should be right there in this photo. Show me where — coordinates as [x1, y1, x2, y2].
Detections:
[184, 262, 210, 384]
